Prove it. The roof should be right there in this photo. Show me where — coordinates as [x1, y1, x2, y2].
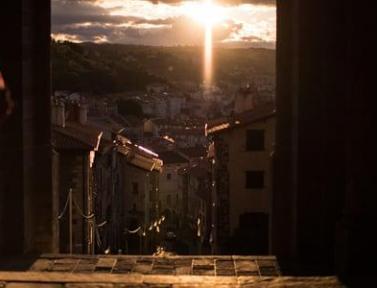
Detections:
[53, 121, 102, 151]
[158, 150, 189, 165]
[206, 103, 276, 135]
[117, 143, 163, 172]
[53, 131, 93, 150]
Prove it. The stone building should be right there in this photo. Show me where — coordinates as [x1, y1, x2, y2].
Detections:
[92, 124, 163, 254]
[206, 104, 275, 255]
[52, 101, 102, 254]
[117, 142, 162, 254]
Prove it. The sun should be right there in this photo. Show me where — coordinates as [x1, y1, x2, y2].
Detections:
[181, 0, 225, 88]
[183, 0, 226, 27]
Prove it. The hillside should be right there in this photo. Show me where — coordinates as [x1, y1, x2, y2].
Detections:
[51, 41, 275, 94]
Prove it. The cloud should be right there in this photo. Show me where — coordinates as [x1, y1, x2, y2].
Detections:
[147, 0, 275, 6]
[52, 0, 175, 26]
[52, 0, 109, 25]
[51, 0, 275, 47]
[53, 15, 244, 46]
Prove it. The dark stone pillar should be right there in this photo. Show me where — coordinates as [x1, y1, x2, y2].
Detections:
[0, 0, 53, 255]
[273, 0, 376, 281]
[0, 0, 25, 256]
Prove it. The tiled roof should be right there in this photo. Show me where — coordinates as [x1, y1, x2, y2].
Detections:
[53, 131, 93, 150]
[117, 143, 163, 172]
[53, 122, 102, 151]
[206, 103, 275, 135]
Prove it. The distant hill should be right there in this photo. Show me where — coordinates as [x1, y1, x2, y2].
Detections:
[51, 41, 275, 95]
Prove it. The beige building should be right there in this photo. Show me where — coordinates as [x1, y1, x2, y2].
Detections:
[206, 103, 275, 254]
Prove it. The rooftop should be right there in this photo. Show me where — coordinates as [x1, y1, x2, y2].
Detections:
[53, 121, 103, 151]
[206, 103, 276, 135]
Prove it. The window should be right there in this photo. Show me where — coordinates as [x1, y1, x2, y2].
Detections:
[246, 129, 265, 151]
[246, 171, 264, 189]
[167, 173, 172, 180]
[132, 182, 139, 195]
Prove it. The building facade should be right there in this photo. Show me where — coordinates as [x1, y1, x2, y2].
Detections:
[207, 104, 275, 254]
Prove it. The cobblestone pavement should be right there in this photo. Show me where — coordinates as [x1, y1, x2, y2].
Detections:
[0, 255, 343, 287]
[29, 255, 281, 277]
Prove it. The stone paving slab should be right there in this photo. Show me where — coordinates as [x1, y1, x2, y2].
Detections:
[216, 269, 236, 276]
[175, 267, 191, 275]
[235, 260, 259, 272]
[133, 264, 152, 274]
[30, 259, 54, 272]
[24, 255, 281, 278]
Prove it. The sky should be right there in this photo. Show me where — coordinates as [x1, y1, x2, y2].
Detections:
[51, 0, 276, 48]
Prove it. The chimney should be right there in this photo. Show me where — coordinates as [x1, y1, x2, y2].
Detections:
[51, 100, 65, 127]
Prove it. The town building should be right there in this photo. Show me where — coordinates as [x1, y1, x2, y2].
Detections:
[89, 115, 163, 255]
[158, 150, 189, 224]
[52, 100, 102, 254]
[206, 103, 275, 255]
[51, 99, 164, 255]
[143, 118, 207, 149]
[116, 140, 162, 254]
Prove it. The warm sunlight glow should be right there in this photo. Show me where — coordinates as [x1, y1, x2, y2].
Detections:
[183, 0, 226, 27]
[204, 24, 212, 87]
[189, 0, 220, 88]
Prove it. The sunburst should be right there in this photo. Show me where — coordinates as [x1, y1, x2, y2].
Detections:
[184, 0, 226, 87]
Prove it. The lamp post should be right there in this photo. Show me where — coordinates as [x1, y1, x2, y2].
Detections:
[69, 188, 73, 254]
[197, 216, 202, 255]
